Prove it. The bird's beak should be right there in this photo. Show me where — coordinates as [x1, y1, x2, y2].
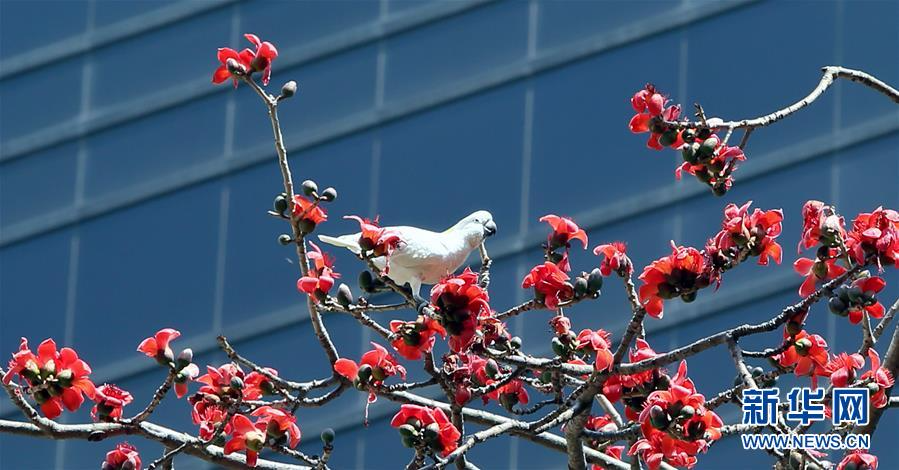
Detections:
[483, 220, 497, 237]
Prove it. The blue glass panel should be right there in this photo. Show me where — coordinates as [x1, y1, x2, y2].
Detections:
[83, 94, 226, 201]
[377, 83, 525, 233]
[838, 1, 899, 129]
[94, 0, 179, 27]
[232, 44, 377, 151]
[684, 1, 836, 155]
[383, 1, 528, 102]
[0, 1, 87, 59]
[835, 132, 899, 214]
[530, 32, 681, 223]
[0, 58, 83, 142]
[73, 182, 220, 363]
[538, 0, 676, 51]
[0, 230, 71, 356]
[239, 0, 379, 51]
[91, 7, 232, 108]
[0, 142, 78, 228]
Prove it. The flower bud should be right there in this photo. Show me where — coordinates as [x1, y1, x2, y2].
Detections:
[320, 187, 337, 202]
[336, 284, 354, 308]
[246, 430, 265, 452]
[573, 277, 589, 298]
[681, 128, 696, 143]
[551, 337, 566, 356]
[422, 422, 440, 442]
[681, 291, 697, 303]
[356, 364, 373, 383]
[540, 370, 553, 384]
[230, 376, 244, 390]
[176, 349, 194, 369]
[56, 369, 73, 388]
[828, 296, 848, 316]
[509, 336, 522, 350]
[711, 183, 728, 197]
[698, 137, 717, 157]
[278, 234, 293, 245]
[280, 80, 298, 99]
[41, 359, 56, 378]
[649, 405, 670, 430]
[794, 338, 812, 356]
[273, 195, 289, 214]
[587, 268, 603, 294]
[359, 271, 375, 293]
[679, 405, 695, 418]
[301, 180, 318, 197]
[812, 261, 828, 280]
[398, 424, 418, 438]
[659, 129, 679, 147]
[371, 367, 387, 381]
[320, 428, 335, 444]
[484, 359, 500, 379]
[866, 382, 880, 394]
[499, 393, 516, 411]
[225, 58, 245, 75]
[298, 219, 316, 235]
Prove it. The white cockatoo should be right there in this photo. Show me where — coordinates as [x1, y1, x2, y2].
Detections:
[318, 210, 496, 300]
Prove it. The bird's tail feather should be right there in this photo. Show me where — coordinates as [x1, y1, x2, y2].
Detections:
[317, 234, 362, 254]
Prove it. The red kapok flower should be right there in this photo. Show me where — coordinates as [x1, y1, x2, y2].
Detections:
[252, 405, 301, 449]
[291, 194, 327, 226]
[638, 242, 707, 319]
[549, 315, 572, 335]
[713, 201, 783, 266]
[602, 339, 659, 408]
[344, 215, 402, 269]
[389, 315, 446, 360]
[224, 414, 266, 467]
[837, 450, 878, 470]
[861, 349, 894, 408]
[675, 134, 746, 193]
[522, 261, 574, 309]
[540, 214, 588, 250]
[244, 368, 279, 400]
[334, 342, 406, 394]
[799, 200, 846, 253]
[845, 276, 887, 324]
[431, 268, 491, 351]
[846, 206, 899, 268]
[296, 241, 340, 298]
[191, 398, 230, 441]
[3, 338, 96, 419]
[174, 363, 199, 399]
[826, 352, 865, 388]
[103, 442, 142, 470]
[593, 242, 633, 277]
[137, 328, 181, 363]
[390, 405, 461, 456]
[196, 363, 245, 399]
[575, 328, 614, 371]
[92, 384, 133, 422]
[793, 253, 846, 298]
[213, 33, 279, 87]
[775, 330, 830, 388]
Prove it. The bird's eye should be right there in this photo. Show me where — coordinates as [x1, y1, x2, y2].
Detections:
[474, 218, 481, 223]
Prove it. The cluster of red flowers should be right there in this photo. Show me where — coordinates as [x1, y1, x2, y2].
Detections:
[224, 406, 301, 466]
[468, 355, 529, 410]
[630, 362, 722, 470]
[138, 328, 199, 398]
[629, 85, 746, 194]
[213, 33, 279, 87]
[292, 194, 327, 233]
[523, 215, 603, 308]
[602, 339, 665, 421]
[389, 315, 446, 360]
[593, 242, 632, 278]
[3, 338, 96, 419]
[390, 404, 461, 457]
[846, 206, 899, 269]
[335, 343, 406, 403]
[639, 202, 783, 318]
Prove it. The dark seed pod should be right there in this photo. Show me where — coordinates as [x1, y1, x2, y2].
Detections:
[573, 277, 589, 298]
[828, 296, 847, 315]
[273, 195, 289, 214]
[280, 80, 298, 99]
[320, 428, 335, 444]
[649, 405, 670, 430]
[699, 137, 718, 157]
[587, 268, 604, 294]
[278, 234, 293, 245]
[298, 219, 316, 235]
[659, 129, 679, 147]
[359, 271, 375, 293]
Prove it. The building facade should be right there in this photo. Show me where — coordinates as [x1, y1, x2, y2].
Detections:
[1, 0, 897, 468]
